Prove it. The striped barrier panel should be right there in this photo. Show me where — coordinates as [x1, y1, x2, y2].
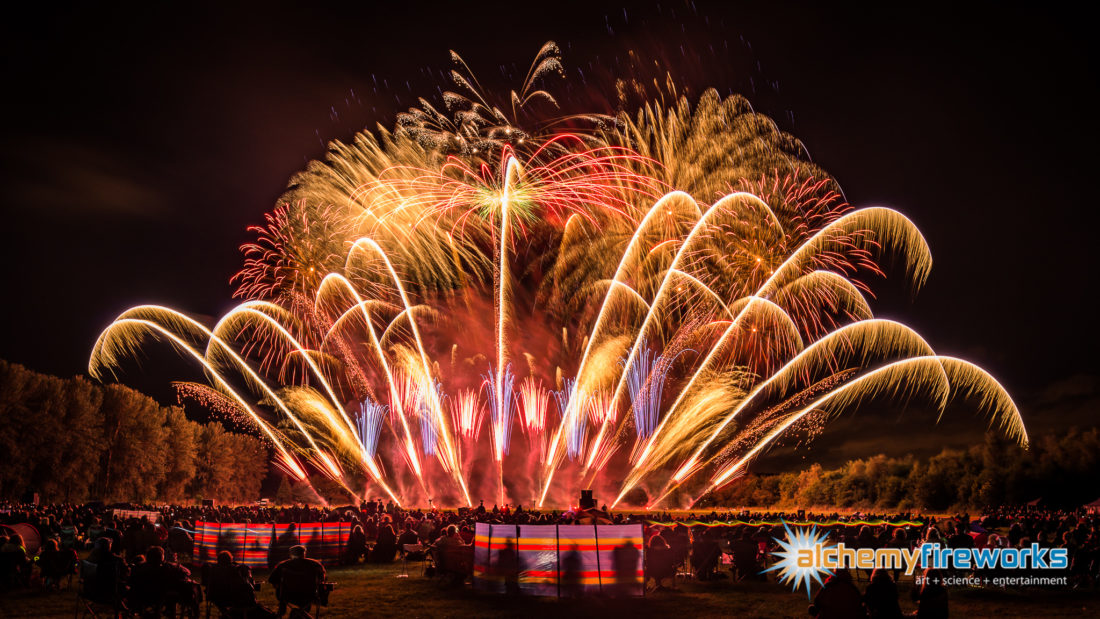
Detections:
[473, 523, 644, 597]
[195, 521, 350, 568]
[273, 522, 349, 565]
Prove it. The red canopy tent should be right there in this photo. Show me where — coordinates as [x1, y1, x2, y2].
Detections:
[0, 523, 42, 554]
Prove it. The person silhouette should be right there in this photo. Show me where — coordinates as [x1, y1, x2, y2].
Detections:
[612, 541, 641, 597]
[497, 538, 520, 595]
[268, 523, 298, 569]
[560, 543, 583, 598]
[215, 528, 240, 563]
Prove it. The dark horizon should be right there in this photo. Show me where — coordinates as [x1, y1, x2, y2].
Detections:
[2, 1, 1097, 464]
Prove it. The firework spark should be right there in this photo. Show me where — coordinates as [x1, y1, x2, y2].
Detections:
[89, 43, 1028, 508]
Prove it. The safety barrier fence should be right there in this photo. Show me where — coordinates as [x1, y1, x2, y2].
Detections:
[194, 521, 351, 567]
[473, 523, 644, 597]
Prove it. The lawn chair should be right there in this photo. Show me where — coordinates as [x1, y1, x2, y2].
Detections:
[74, 560, 128, 619]
[431, 545, 473, 586]
[280, 581, 333, 619]
[202, 564, 265, 619]
[645, 546, 677, 591]
[274, 566, 333, 619]
[398, 544, 425, 578]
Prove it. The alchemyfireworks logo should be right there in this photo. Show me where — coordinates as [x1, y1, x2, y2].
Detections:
[763, 522, 834, 597]
[766, 522, 1070, 597]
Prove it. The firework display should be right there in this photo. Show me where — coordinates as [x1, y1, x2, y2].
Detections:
[89, 44, 1028, 509]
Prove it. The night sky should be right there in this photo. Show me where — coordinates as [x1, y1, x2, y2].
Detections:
[2, 1, 1097, 464]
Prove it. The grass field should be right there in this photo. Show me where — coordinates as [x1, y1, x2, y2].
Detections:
[2, 560, 1099, 618]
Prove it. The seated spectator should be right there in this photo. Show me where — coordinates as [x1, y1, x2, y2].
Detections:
[458, 524, 474, 545]
[0, 533, 31, 588]
[206, 550, 275, 618]
[344, 524, 368, 564]
[433, 526, 473, 585]
[645, 530, 676, 591]
[37, 538, 78, 591]
[81, 538, 129, 608]
[434, 525, 466, 550]
[948, 522, 974, 549]
[87, 518, 106, 549]
[808, 569, 864, 618]
[885, 528, 910, 582]
[863, 568, 903, 619]
[910, 568, 948, 619]
[397, 522, 419, 551]
[60, 518, 78, 550]
[363, 517, 378, 541]
[128, 545, 200, 618]
[123, 520, 144, 561]
[417, 515, 436, 543]
[921, 527, 942, 546]
[139, 520, 161, 557]
[167, 522, 194, 564]
[269, 545, 327, 617]
[369, 523, 398, 563]
[102, 520, 124, 552]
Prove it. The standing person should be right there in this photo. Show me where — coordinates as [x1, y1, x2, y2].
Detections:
[612, 541, 641, 597]
[731, 528, 760, 582]
[560, 544, 583, 598]
[496, 538, 520, 595]
[269, 523, 299, 569]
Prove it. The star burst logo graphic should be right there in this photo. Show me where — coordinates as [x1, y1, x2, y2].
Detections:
[762, 521, 833, 598]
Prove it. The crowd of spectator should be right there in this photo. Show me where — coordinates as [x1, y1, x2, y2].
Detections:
[2, 499, 1098, 617]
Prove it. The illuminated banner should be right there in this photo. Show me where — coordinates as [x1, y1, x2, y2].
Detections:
[473, 523, 644, 597]
[195, 521, 352, 567]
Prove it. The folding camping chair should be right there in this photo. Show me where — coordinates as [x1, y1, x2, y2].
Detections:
[201, 563, 265, 619]
[398, 544, 425, 578]
[74, 560, 128, 619]
[429, 545, 472, 587]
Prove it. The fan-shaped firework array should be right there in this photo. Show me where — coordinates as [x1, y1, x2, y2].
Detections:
[90, 44, 1028, 509]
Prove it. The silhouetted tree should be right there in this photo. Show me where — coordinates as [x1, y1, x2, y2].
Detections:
[0, 360, 269, 503]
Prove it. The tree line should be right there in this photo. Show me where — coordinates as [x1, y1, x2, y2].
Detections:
[700, 429, 1100, 511]
[0, 360, 268, 504]
[5, 358, 1096, 511]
